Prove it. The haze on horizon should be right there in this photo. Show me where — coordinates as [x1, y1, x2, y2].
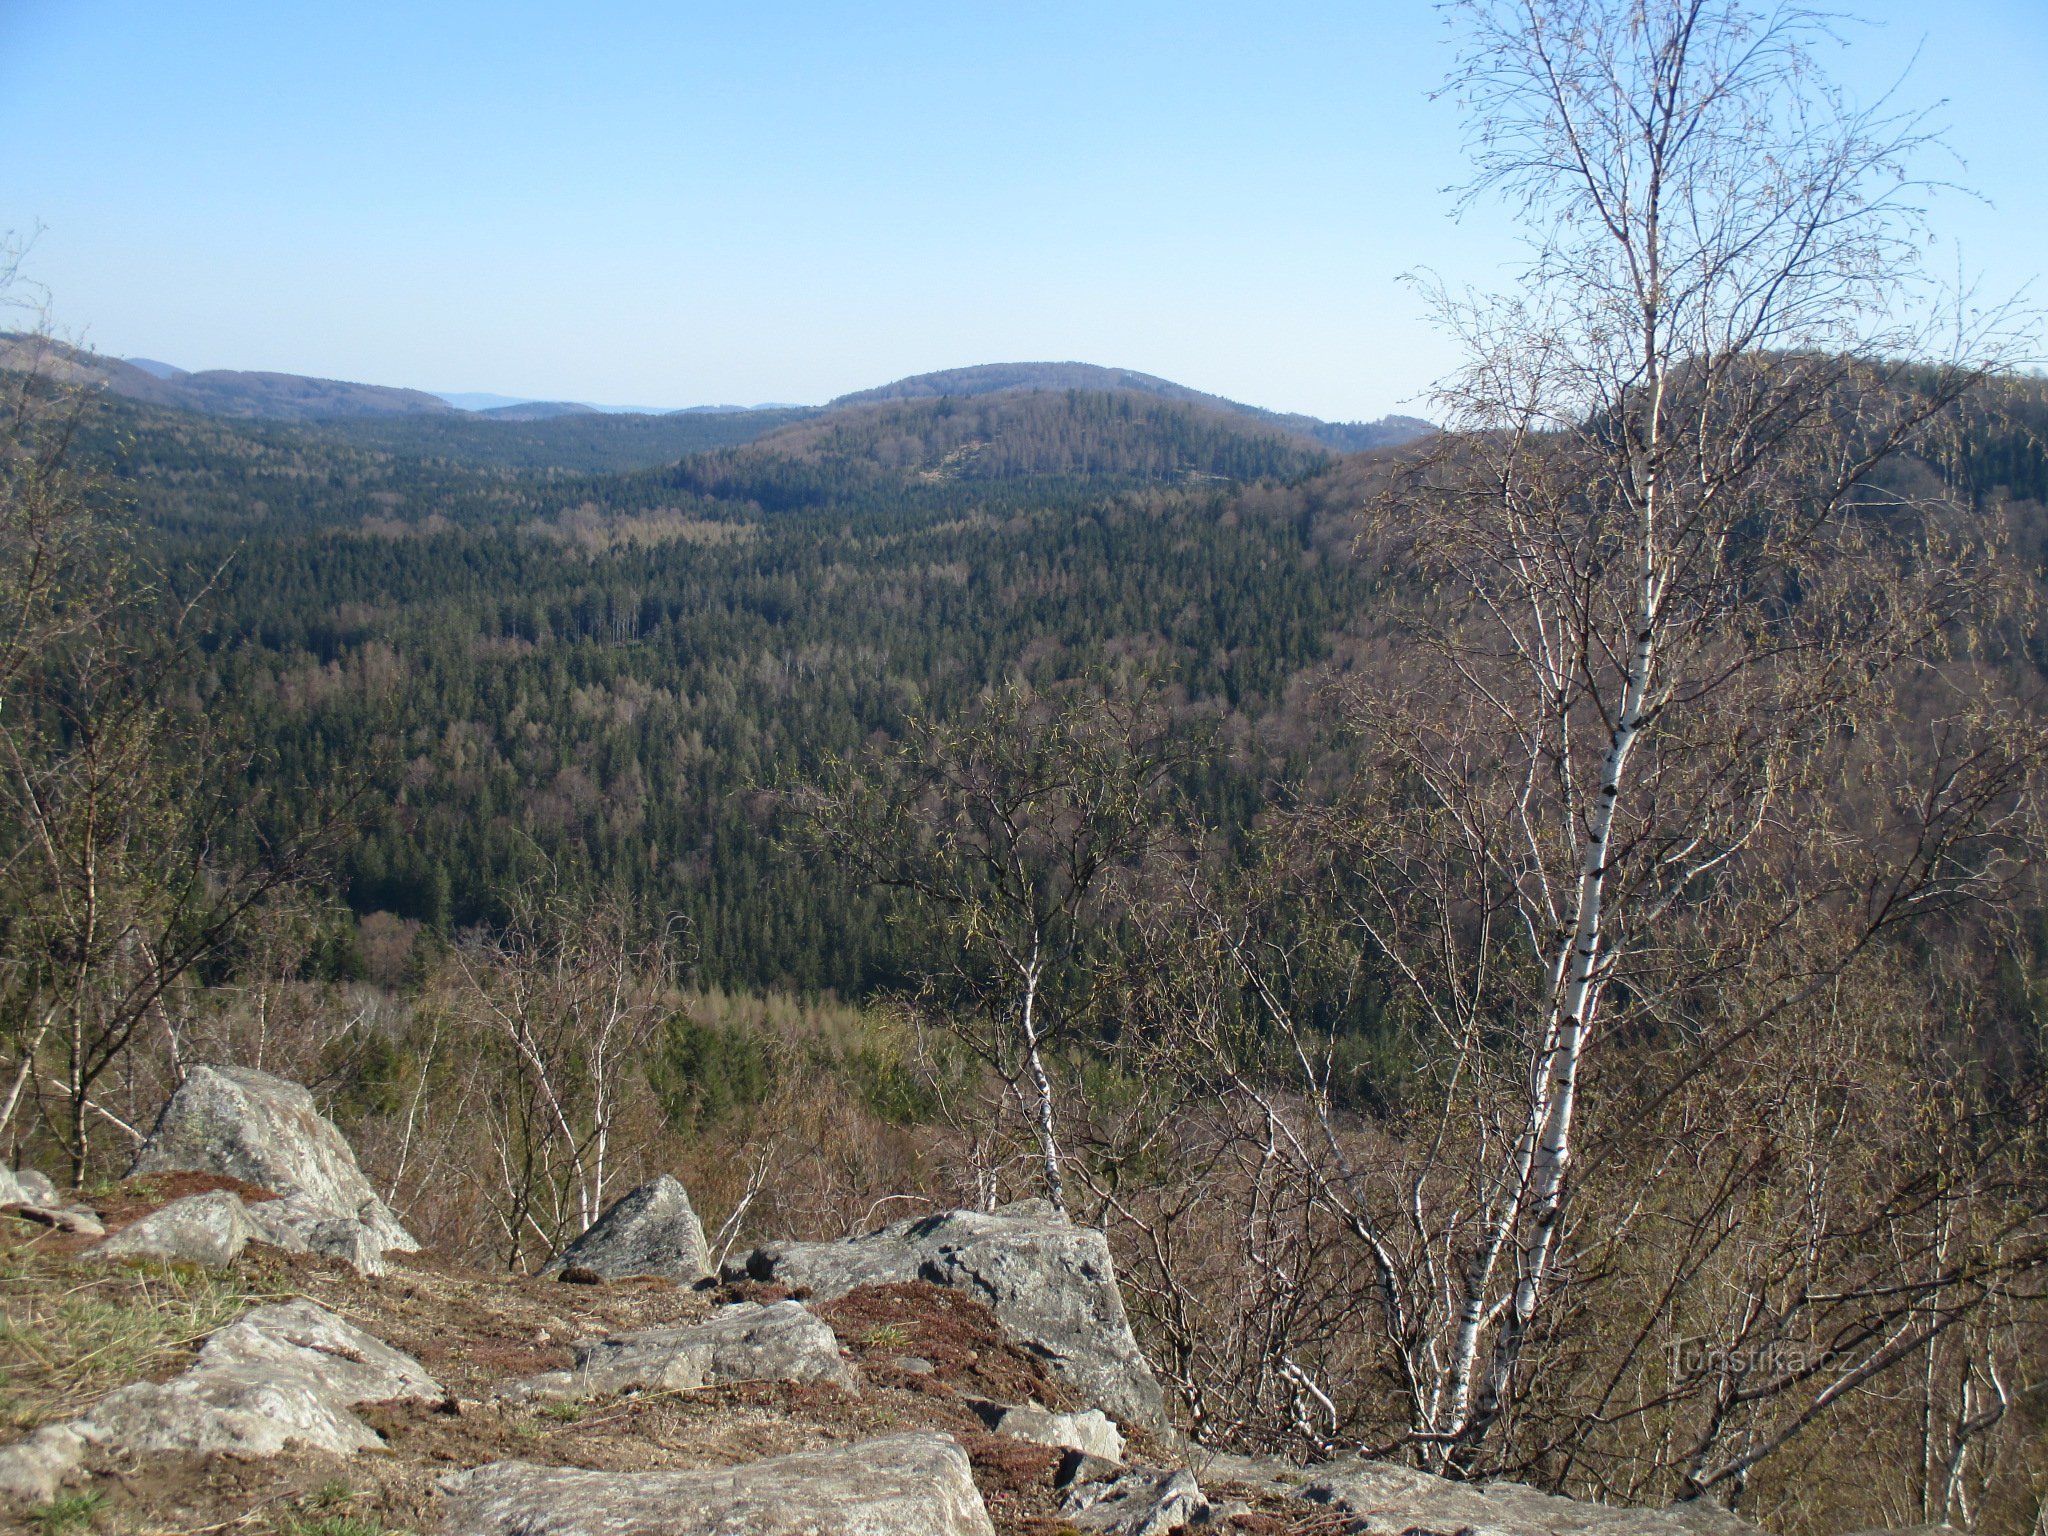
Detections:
[3, 0, 2044, 422]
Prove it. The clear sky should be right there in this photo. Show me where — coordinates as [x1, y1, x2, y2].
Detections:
[3, 1, 2043, 420]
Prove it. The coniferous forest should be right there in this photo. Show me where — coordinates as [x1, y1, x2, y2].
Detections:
[84, 385, 1365, 994]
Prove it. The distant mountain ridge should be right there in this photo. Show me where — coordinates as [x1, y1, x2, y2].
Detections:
[0, 335, 458, 421]
[1, 336, 1433, 450]
[477, 400, 600, 421]
[835, 362, 1434, 452]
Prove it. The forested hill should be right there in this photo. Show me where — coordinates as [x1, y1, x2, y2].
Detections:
[680, 389, 1332, 486]
[310, 405, 820, 475]
[315, 387, 1333, 482]
[834, 361, 1437, 452]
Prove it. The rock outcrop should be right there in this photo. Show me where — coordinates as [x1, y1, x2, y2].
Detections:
[542, 1174, 711, 1282]
[14, 1169, 56, 1205]
[128, 1065, 417, 1270]
[0, 1166, 57, 1207]
[1061, 1462, 1210, 1535]
[94, 1190, 262, 1268]
[987, 1402, 1124, 1462]
[1299, 1458, 1757, 1536]
[725, 1202, 1167, 1428]
[0, 1300, 441, 1501]
[440, 1432, 996, 1536]
[500, 1300, 854, 1399]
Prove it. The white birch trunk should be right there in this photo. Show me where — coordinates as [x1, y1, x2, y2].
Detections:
[1018, 942, 1066, 1214]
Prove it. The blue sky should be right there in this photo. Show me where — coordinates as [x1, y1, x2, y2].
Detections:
[3, 1, 2043, 419]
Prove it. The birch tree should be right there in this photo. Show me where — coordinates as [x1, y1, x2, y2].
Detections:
[447, 888, 681, 1266]
[1182, 0, 2042, 1481]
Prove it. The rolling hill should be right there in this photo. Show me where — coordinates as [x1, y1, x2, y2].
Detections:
[722, 386, 1334, 484]
[834, 361, 1435, 453]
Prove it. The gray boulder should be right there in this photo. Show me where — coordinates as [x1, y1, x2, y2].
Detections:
[0, 1425, 86, 1503]
[241, 1206, 395, 1276]
[15, 1169, 57, 1205]
[500, 1300, 853, 1400]
[0, 1167, 57, 1207]
[726, 1202, 1166, 1428]
[80, 1371, 384, 1459]
[440, 1432, 995, 1536]
[187, 1297, 440, 1402]
[1062, 1465, 1210, 1535]
[78, 1298, 440, 1458]
[129, 1065, 417, 1269]
[95, 1191, 260, 1268]
[992, 1402, 1125, 1463]
[542, 1175, 711, 1282]
[1302, 1461, 1758, 1536]
[0, 1299, 440, 1493]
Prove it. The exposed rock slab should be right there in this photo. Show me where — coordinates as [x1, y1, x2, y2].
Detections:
[79, 1298, 440, 1457]
[95, 1191, 261, 1267]
[542, 1175, 710, 1282]
[0, 1299, 441, 1494]
[129, 1065, 417, 1270]
[726, 1203, 1166, 1427]
[81, 1372, 384, 1458]
[440, 1431, 995, 1536]
[1303, 1460, 1758, 1536]
[191, 1297, 440, 1401]
[1062, 1464, 1210, 1535]
[989, 1402, 1124, 1462]
[241, 1205, 395, 1276]
[501, 1300, 853, 1399]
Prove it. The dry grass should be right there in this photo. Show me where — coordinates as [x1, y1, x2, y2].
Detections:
[0, 1239, 274, 1432]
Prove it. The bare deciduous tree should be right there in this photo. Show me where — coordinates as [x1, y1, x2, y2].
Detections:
[793, 679, 1189, 1214]
[445, 887, 684, 1266]
[0, 300, 346, 1183]
[1157, 0, 2046, 1492]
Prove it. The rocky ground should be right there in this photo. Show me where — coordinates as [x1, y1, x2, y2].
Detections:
[0, 1067, 1770, 1536]
[1, 1220, 1255, 1534]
